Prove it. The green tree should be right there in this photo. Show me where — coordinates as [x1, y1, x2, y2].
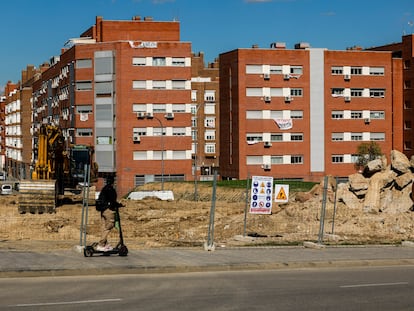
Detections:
[354, 142, 383, 172]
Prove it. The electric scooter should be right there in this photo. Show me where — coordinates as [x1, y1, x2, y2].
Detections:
[84, 206, 128, 257]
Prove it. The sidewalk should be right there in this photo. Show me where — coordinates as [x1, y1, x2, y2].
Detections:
[1, 243, 414, 277]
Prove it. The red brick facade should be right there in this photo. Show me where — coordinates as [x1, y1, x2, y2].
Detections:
[219, 45, 402, 181]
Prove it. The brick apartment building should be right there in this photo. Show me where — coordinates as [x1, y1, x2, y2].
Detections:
[191, 52, 220, 180]
[219, 42, 403, 181]
[2, 65, 41, 180]
[367, 34, 414, 158]
[20, 16, 193, 196]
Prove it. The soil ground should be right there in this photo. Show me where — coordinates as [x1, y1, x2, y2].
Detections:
[1, 182, 413, 252]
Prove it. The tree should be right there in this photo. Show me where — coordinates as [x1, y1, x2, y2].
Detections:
[354, 142, 383, 172]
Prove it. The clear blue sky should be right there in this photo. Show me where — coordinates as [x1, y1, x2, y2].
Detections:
[1, 0, 413, 93]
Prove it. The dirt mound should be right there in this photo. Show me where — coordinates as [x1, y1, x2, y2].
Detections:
[1, 181, 413, 251]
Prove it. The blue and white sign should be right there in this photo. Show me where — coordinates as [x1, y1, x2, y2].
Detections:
[250, 176, 273, 214]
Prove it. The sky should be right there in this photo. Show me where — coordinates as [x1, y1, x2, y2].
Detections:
[1, 0, 413, 93]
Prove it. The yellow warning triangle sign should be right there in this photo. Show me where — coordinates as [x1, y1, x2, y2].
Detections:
[276, 187, 287, 200]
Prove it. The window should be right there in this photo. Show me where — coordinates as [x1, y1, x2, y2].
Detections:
[95, 81, 113, 96]
[246, 65, 262, 74]
[133, 128, 147, 137]
[350, 89, 363, 97]
[204, 90, 216, 102]
[370, 89, 385, 97]
[290, 66, 303, 74]
[205, 143, 216, 154]
[404, 80, 411, 89]
[132, 57, 146, 66]
[191, 117, 196, 127]
[246, 134, 263, 142]
[172, 80, 186, 89]
[269, 65, 282, 74]
[332, 155, 344, 163]
[290, 111, 303, 119]
[404, 141, 412, 150]
[153, 80, 166, 89]
[132, 80, 146, 89]
[290, 88, 303, 96]
[331, 88, 344, 96]
[153, 104, 166, 112]
[76, 105, 93, 114]
[191, 90, 197, 102]
[350, 67, 362, 75]
[404, 60, 410, 69]
[191, 129, 197, 140]
[152, 57, 166, 66]
[331, 66, 343, 75]
[291, 155, 303, 164]
[76, 128, 93, 136]
[405, 100, 412, 109]
[271, 134, 283, 142]
[172, 57, 185, 66]
[404, 121, 412, 129]
[290, 133, 303, 141]
[351, 111, 363, 119]
[332, 133, 344, 141]
[205, 117, 215, 128]
[95, 56, 113, 75]
[133, 104, 146, 113]
[76, 59, 92, 69]
[370, 133, 385, 141]
[369, 67, 384, 75]
[153, 127, 166, 136]
[204, 103, 215, 114]
[370, 111, 385, 119]
[205, 130, 215, 140]
[332, 111, 344, 119]
[271, 156, 283, 164]
[172, 128, 186, 136]
[76, 81, 92, 91]
[172, 104, 186, 112]
[351, 133, 363, 141]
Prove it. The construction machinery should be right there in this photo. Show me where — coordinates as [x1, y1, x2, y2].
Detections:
[18, 124, 97, 214]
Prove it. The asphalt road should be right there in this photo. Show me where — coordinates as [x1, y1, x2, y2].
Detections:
[1, 266, 413, 311]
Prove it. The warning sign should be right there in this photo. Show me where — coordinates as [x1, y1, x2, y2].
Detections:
[274, 184, 289, 203]
[250, 176, 273, 214]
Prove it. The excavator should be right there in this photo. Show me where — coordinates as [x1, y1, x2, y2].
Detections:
[18, 124, 97, 213]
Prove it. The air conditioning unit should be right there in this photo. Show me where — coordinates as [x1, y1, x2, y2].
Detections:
[264, 96, 271, 103]
[137, 112, 146, 119]
[263, 164, 271, 170]
[165, 112, 174, 120]
[133, 134, 140, 142]
[264, 141, 272, 148]
[344, 96, 351, 102]
[263, 73, 270, 80]
[146, 112, 154, 119]
[284, 96, 293, 102]
[284, 74, 290, 80]
[344, 74, 351, 81]
[364, 118, 370, 124]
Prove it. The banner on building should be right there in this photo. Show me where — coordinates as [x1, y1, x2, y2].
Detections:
[274, 118, 293, 130]
[250, 176, 273, 214]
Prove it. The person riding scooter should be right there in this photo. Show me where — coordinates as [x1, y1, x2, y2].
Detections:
[96, 176, 122, 251]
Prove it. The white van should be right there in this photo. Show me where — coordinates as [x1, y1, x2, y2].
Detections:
[1, 184, 13, 195]
[0, 172, 6, 181]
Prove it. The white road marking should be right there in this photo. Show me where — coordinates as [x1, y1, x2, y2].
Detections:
[10, 298, 122, 307]
[340, 282, 408, 288]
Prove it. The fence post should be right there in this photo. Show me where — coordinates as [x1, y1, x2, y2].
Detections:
[317, 176, 328, 244]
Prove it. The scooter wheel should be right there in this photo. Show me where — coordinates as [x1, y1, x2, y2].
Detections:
[118, 245, 128, 257]
[84, 246, 94, 257]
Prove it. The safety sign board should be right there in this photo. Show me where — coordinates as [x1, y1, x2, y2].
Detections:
[250, 176, 273, 214]
[274, 184, 289, 203]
